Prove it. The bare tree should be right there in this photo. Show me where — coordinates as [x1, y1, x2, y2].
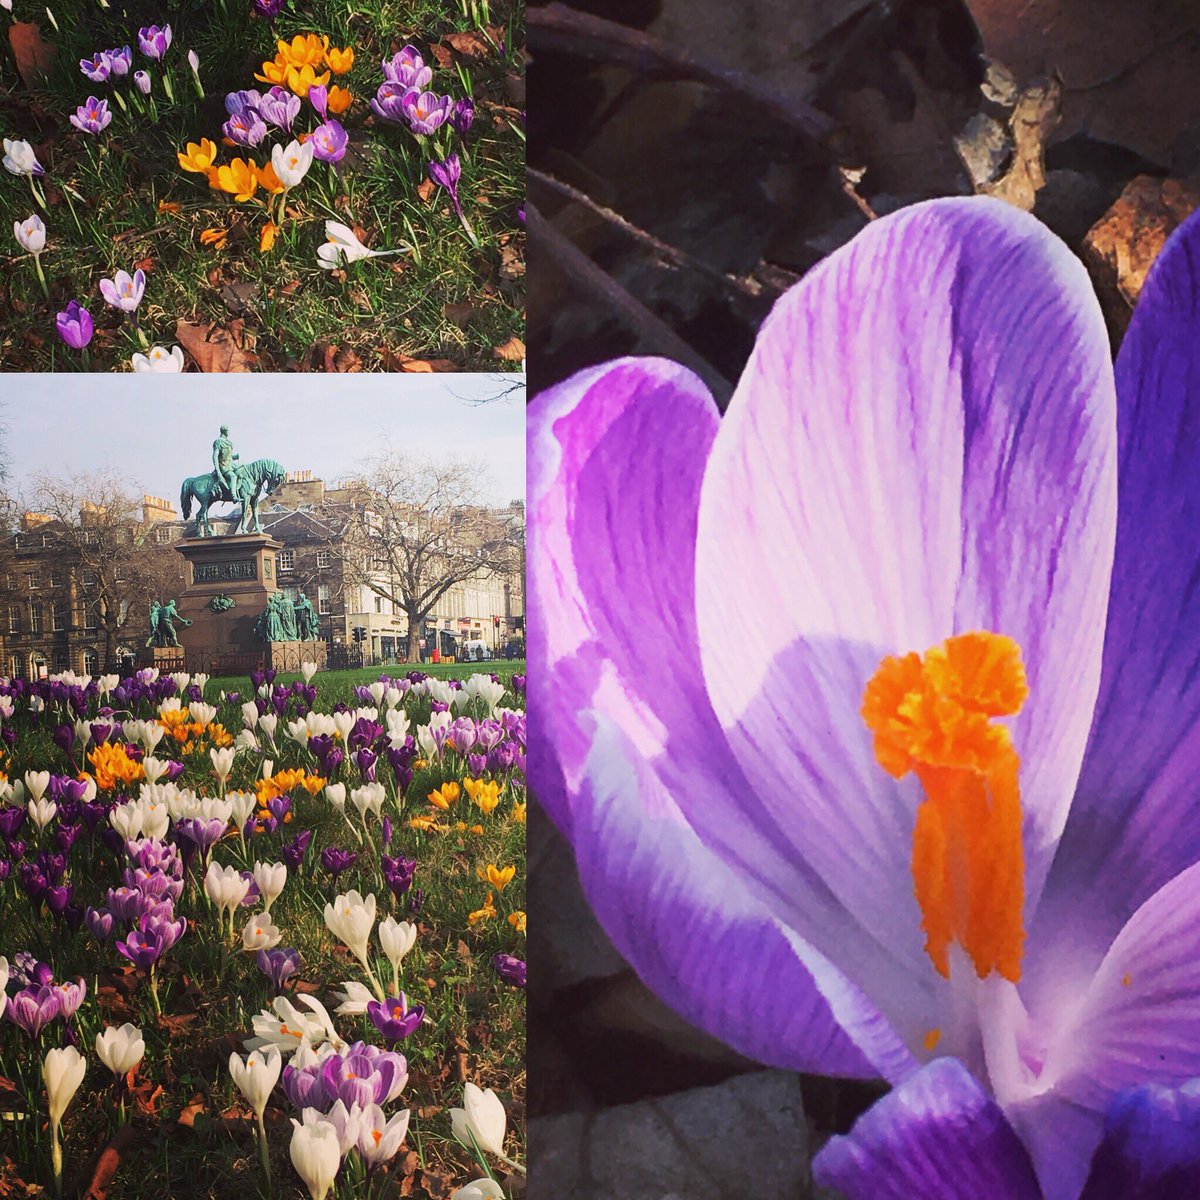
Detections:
[321, 454, 523, 663]
[24, 472, 184, 670]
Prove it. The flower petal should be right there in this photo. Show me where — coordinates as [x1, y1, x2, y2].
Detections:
[1031, 209, 1200, 991]
[695, 196, 1117, 959]
[529, 359, 922, 1078]
[1079, 1080, 1200, 1200]
[812, 1057, 1042, 1200]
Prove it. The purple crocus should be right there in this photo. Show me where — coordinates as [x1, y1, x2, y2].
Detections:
[320, 846, 357, 881]
[308, 84, 329, 119]
[137, 25, 172, 61]
[222, 109, 267, 148]
[428, 153, 461, 199]
[382, 46, 432, 90]
[252, 0, 286, 15]
[133, 71, 151, 95]
[6, 985, 60, 1038]
[105, 45, 133, 77]
[401, 90, 454, 136]
[99, 268, 146, 313]
[280, 829, 312, 870]
[452, 97, 474, 135]
[70, 96, 112, 135]
[367, 994, 425, 1042]
[492, 953, 526, 988]
[55, 302, 93, 350]
[530, 196, 1200, 1199]
[80, 53, 112, 83]
[257, 86, 300, 131]
[257, 946, 300, 991]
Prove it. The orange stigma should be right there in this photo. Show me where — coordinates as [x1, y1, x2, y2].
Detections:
[862, 631, 1028, 983]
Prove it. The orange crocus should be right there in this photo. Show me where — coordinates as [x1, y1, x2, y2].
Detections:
[285, 63, 331, 97]
[325, 45, 354, 74]
[326, 85, 353, 115]
[258, 160, 286, 195]
[199, 227, 228, 248]
[477, 863, 516, 892]
[254, 55, 289, 86]
[260, 221, 278, 252]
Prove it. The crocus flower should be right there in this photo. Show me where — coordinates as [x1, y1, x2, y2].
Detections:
[456, 1182, 505, 1200]
[55, 302, 93, 350]
[95, 1023, 145, 1077]
[316, 221, 403, 270]
[309, 119, 348, 164]
[223, 110, 268, 148]
[382, 46, 432, 90]
[138, 24, 171, 60]
[243, 911, 283, 951]
[258, 85, 301, 130]
[530, 196, 1200, 1198]
[325, 45, 353, 74]
[270, 138, 313, 190]
[131, 345, 184, 372]
[450, 1082, 507, 1159]
[368, 82, 410, 125]
[492, 953, 526, 988]
[453, 97, 475, 135]
[257, 946, 300, 991]
[290, 1119, 341, 1200]
[356, 1104, 410, 1168]
[252, 0, 286, 14]
[43, 1046, 86, 1192]
[6, 985, 60, 1037]
[2, 138, 42, 176]
[70, 96, 113, 135]
[99, 268, 145, 312]
[367, 993, 424, 1042]
[177, 137, 218, 175]
[133, 71, 151, 95]
[105, 46, 133, 77]
[80, 53, 112, 83]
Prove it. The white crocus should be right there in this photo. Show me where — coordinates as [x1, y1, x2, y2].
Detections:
[3, 138, 42, 176]
[290, 1118, 341, 1200]
[95, 1023, 145, 1078]
[205, 862, 252, 934]
[247, 994, 344, 1057]
[258, 713, 278, 746]
[228, 790, 257, 830]
[332, 980, 373, 1015]
[210, 745, 235, 790]
[243, 911, 283, 952]
[191, 701, 217, 727]
[235, 729, 261, 753]
[323, 890, 382, 997]
[14, 213, 44, 253]
[450, 1083, 509, 1162]
[141, 756, 169, 785]
[377, 917, 417, 996]
[324, 782, 346, 814]
[271, 138, 313, 190]
[169, 672, 190, 694]
[241, 700, 260, 730]
[350, 782, 384, 825]
[24, 770, 49, 802]
[301, 660, 318, 683]
[27, 796, 57, 831]
[356, 1104, 410, 1168]
[230, 1046, 282, 1180]
[132, 345, 185, 371]
[456, 1181, 506, 1200]
[465, 674, 507, 713]
[297, 1100, 361, 1156]
[316, 220, 405, 270]
[253, 861, 287, 910]
[43, 1046, 86, 1193]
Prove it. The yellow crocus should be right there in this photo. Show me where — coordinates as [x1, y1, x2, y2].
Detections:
[216, 158, 259, 202]
[199, 226, 228, 248]
[427, 781, 460, 810]
[478, 863, 516, 892]
[326, 85, 353, 115]
[508, 911, 526, 933]
[178, 138, 218, 173]
[325, 45, 354, 74]
[257, 160, 285, 195]
[468, 892, 497, 925]
[285, 63, 331, 97]
[260, 221, 277, 252]
[510, 802, 526, 824]
[278, 33, 328, 68]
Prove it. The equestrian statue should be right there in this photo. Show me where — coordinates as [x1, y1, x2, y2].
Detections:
[179, 426, 287, 538]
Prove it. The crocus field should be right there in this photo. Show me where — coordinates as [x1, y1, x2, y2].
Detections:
[0, 0, 525, 372]
[0, 662, 526, 1199]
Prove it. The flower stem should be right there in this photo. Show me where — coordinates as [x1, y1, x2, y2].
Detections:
[256, 1111, 271, 1182]
[51, 1121, 63, 1198]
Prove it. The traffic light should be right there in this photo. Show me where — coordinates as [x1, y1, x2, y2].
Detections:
[353, 626, 366, 643]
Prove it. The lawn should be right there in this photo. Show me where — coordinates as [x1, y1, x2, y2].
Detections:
[0, 0, 526, 372]
[0, 665, 525, 1198]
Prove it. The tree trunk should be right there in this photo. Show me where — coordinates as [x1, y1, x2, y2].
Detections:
[404, 607, 423, 663]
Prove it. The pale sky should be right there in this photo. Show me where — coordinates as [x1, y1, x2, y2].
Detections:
[0, 374, 525, 509]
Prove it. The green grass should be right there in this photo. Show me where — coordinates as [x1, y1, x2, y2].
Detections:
[0, 0, 525, 371]
[0, 676, 525, 1198]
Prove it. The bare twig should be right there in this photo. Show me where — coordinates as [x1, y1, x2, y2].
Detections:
[529, 202, 732, 404]
[528, 4, 836, 143]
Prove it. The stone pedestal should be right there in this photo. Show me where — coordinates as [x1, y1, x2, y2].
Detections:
[174, 534, 282, 673]
[266, 640, 328, 673]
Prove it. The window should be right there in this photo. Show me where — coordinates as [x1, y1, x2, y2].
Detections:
[53, 648, 68, 672]
[29, 602, 42, 635]
[279, 550, 294, 571]
[80, 570, 97, 587]
[40, 534, 52, 548]
[155, 526, 171, 545]
[318, 585, 331, 615]
[283, 586, 299, 604]
[4, 574, 12, 589]
[84, 605, 98, 630]
[52, 601, 67, 632]
[374, 596, 388, 614]
[49, 572, 63, 588]
[9, 655, 24, 679]
[26, 572, 38, 590]
[317, 549, 331, 568]
[81, 648, 98, 676]
[7, 607, 18, 635]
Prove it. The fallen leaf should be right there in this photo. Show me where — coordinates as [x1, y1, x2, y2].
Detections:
[430, 43, 454, 68]
[8, 22, 56, 89]
[176, 319, 257, 372]
[444, 301, 474, 326]
[220, 280, 258, 316]
[176, 1095, 207, 1128]
[417, 178, 436, 205]
[132, 257, 154, 273]
[498, 244, 524, 281]
[82, 1127, 145, 1200]
[442, 30, 492, 58]
[980, 78, 1061, 212]
[379, 348, 459, 372]
[492, 335, 525, 362]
